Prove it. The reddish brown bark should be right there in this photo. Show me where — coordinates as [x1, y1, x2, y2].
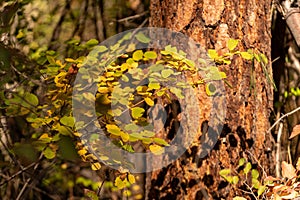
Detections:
[147, 0, 275, 198]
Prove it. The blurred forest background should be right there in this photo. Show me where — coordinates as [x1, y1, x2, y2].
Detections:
[0, 0, 300, 199]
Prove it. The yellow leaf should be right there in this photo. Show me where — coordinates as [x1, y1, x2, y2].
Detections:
[233, 197, 247, 200]
[120, 131, 130, 142]
[91, 162, 101, 170]
[128, 174, 136, 184]
[227, 38, 239, 51]
[149, 144, 164, 155]
[78, 149, 87, 156]
[144, 97, 154, 106]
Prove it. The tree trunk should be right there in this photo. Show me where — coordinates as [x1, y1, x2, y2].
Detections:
[146, 0, 275, 198]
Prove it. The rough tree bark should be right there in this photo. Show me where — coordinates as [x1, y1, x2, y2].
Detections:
[146, 0, 275, 198]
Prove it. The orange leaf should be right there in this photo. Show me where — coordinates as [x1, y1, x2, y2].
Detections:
[289, 124, 300, 139]
[281, 161, 296, 179]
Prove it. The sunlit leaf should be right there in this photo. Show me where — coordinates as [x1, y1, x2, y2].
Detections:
[251, 169, 259, 179]
[244, 162, 252, 174]
[227, 38, 239, 51]
[240, 52, 253, 60]
[128, 174, 136, 184]
[232, 176, 239, 184]
[238, 158, 246, 166]
[106, 124, 121, 136]
[161, 69, 174, 79]
[233, 197, 247, 200]
[149, 144, 164, 155]
[148, 82, 160, 90]
[131, 107, 145, 119]
[208, 49, 218, 59]
[153, 138, 169, 146]
[144, 51, 157, 59]
[60, 116, 75, 127]
[257, 185, 266, 196]
[132, 50, 143, 61]
[120, 131, 130, 142]
[114, 176, 126, 189]
[91, 162, 101, 170]
[219, 169, 231, 177]
[144, 97, 154, 106]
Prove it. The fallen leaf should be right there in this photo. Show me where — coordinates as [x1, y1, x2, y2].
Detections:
[289, 124, 300, 139]
[281, 161, 296, 179]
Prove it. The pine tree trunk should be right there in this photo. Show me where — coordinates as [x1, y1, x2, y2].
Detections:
[146, 0, 275, 198]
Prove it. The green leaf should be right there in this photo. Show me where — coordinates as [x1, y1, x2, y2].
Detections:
[135, 32, 151, 43]
[84, 189, 99, 200]
[161, 69, 174, 79]
[227, 39, 239, 51]
[165, 45, 177, 53]
[252, 178, 260, 189]
[149, 64, 164, 72]
[24, 93, 39, 107]
[259, 53, 268, 64]
[170, 87, 184, 99]
[85, 39, 99, 47]
[240, 52, 253, 60]
[132, 50, 143, 61]
[153, 138, 169, 146]
[57, 125, 72, 136]
[144, 51, 157, 59]
[124, 123, 139, 131]
[257, 185, 266, 196]
[131, 107, 145, 119]
[219, 169, 231, 177]
[60, 116, 75, 127]
[244, 162, 252, 174]
[141, 130, 155, 137]
[93, 45, 108, 53]
[43, 147, 56, 159]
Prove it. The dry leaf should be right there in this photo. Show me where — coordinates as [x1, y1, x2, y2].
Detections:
[296, 157, 300, 171]
[289, 124, 300, 139]
[281, 161, 296, 179]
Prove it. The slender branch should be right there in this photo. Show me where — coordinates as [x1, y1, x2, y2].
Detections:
[268, 106, 300, 133]
[117, 11, 149, 22]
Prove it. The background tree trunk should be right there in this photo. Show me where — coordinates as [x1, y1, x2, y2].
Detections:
[147, 0, 275, 198]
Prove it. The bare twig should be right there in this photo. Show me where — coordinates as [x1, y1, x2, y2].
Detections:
[268, 106, 300, 133]
[117, 11, 149, 22]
